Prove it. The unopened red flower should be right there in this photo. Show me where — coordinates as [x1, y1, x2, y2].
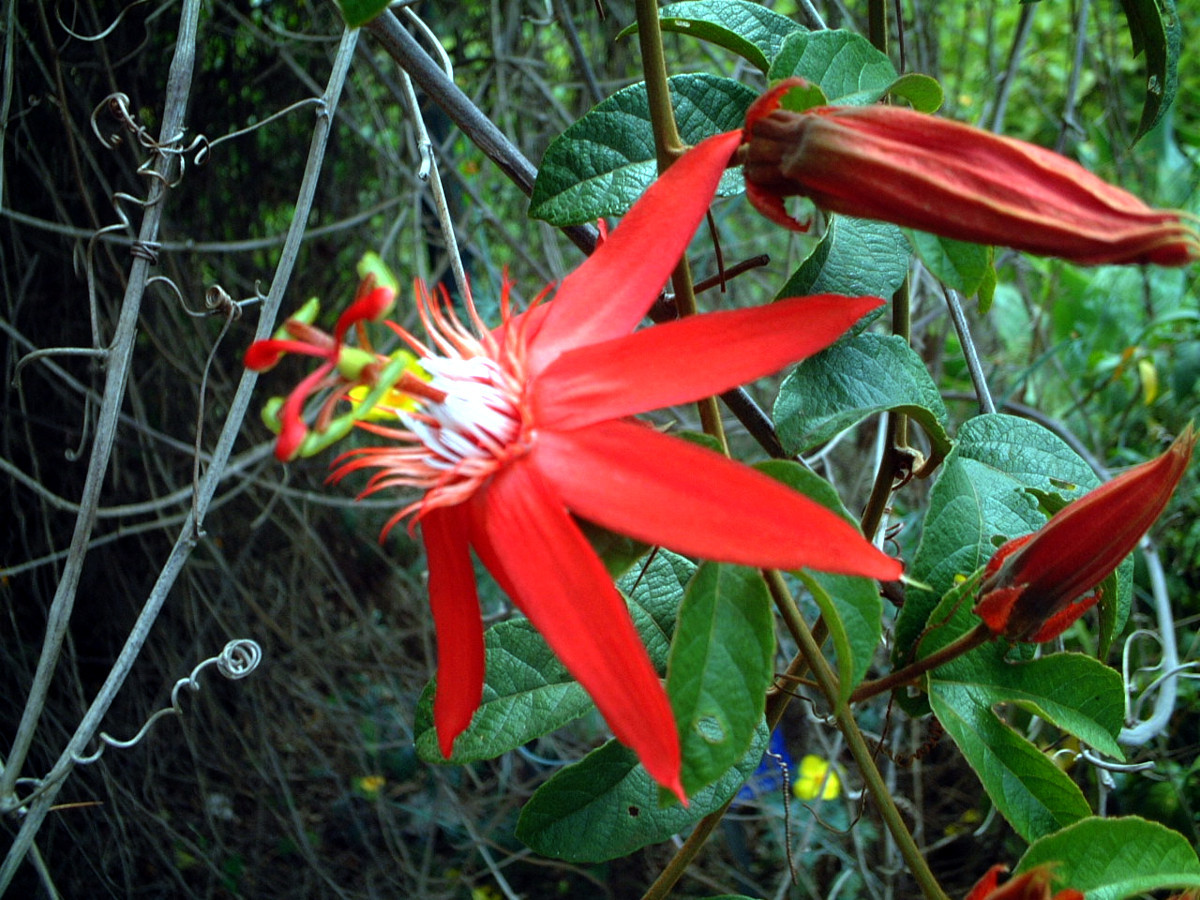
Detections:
[964, 864, 1083, 900]
[246, 131, 902, 801]
[974, 426, 1195, 642]
[739, 78, 1200, 266]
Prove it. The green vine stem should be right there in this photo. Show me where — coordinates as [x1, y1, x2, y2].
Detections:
[849, 622, 992, 703]
[633, 0, 727, 453]
[764, 570, 952, 900]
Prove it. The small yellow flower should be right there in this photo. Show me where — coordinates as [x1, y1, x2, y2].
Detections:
[794, 754, 841, 801]
[354, 775, 386, 799]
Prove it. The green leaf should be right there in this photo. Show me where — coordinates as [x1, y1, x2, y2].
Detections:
[888, 72, 944, 112]
[929, 680, 1092, 842]
[905, 230, 995, 301]
[774, 332, 952, 463]
[777, 215, 911, 300]
[335, 0, 390, 27]
[667, 564, 774, 797]
[413, 618, 592, 764]
[515, 722, 768, 862]
[768, 29, 898, 105]
[619, 549, 696, 670]
[529, 74, 755, 226]
[895, 414, 1133, 663]
[926, 631, 1125, 761]
[754, 461, 882, 699]
[1118, 0, 1181, 140]
[1017, 816, 1200, 898]
[621, 0, 806, 73]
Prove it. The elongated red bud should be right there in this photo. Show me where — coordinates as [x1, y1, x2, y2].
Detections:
[974, 425, 1195, 642]
[740, 78, 1200, 266]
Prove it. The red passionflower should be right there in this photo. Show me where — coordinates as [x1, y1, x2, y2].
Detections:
[250, 131, 902, 800]
[739, 78, 1200, 266]
[964, 865, 1083, 900]
[974, 426, 1195, 642]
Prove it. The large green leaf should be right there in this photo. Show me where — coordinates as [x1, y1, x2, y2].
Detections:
[906, 230, 996, 310]
[1118, 0, 1181, 139]
[767, 29, 898, 105]
[667, 564, 774, 797]
[895, 415, 1132, 663]
[620, 0, 806, 73]
[1017, 816, 1200, 898]
[515, 722, 768, 862]
[529, 74, 754, 226]
[774, 332, 951, 462]
[776, 215, 911, 301]
[413, 618, 591, 764]
[619, 549, 697, 670]
[929, 681, 1092, 842]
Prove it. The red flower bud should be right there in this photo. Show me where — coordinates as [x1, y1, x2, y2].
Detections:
[964, 865, 1082, 900]
[974, 426, 1195, 642]
[740, 79, 1200, 266]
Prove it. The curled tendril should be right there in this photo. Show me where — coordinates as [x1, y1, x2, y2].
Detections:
[73, 640, 263, 765]
[56, 0, 154, 42]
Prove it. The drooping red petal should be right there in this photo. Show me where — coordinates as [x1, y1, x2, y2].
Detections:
[274, 363, 333, 461]
[335, 284, 395, 343]
[742, 78, 813, 232]
[244, 338, 331, 371]
[421, 504, 486, 757]
[472, 456, 685, 801]
[534, 419, 901, 580]
[532, 294, 883, 430]
[526, 130, 743, 374]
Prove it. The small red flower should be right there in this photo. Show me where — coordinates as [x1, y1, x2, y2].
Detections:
[974, 426, 1195, 642]
[248, 131, 903, 801]
[739, 78, 1200, 266]
[964, 865, 1083, 900]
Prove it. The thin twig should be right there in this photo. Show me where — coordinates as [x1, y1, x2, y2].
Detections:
[943, 286, 996, 415]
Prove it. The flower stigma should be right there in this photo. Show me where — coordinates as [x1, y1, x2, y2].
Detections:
[332, 279, 533, 532]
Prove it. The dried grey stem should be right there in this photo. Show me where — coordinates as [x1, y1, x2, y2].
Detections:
[0, 20, 360, 893]
[942, 286, 995, 415]
[0, 0, 206, 811]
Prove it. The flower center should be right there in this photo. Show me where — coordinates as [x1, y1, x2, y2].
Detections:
[404, 354, 524, 471]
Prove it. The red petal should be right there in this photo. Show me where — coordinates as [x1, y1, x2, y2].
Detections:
[963, 865, 1007, 900]
[244, 338, 329, 371]
[422, 505, 486, 757]
[532, 294, 882, 429]
[972, 584, 1023, 637]
[534, 419, 901, 580]
[526, 130, 743, 374]
[335, 285, 395, 343]
[744, 78, 807, 131]
[274, 363, 332, 461]
[472, 457, 685, 801]
[745, 178, 811, 232]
